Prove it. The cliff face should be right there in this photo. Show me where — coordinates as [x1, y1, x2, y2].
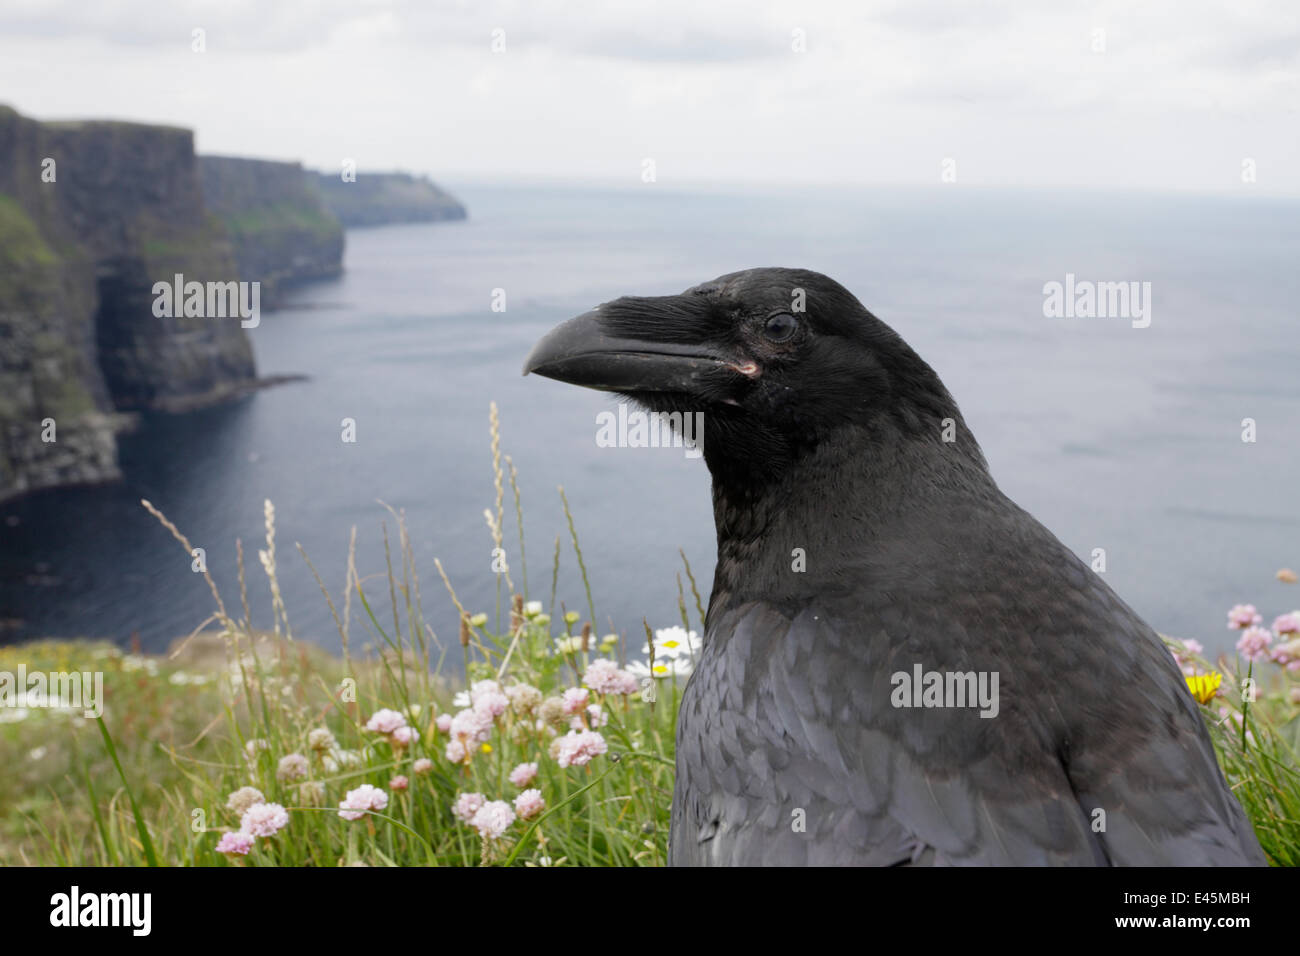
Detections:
[0, 105, 256, 500]
[199, 156, 344, 307]
[313, 171, 467, 227]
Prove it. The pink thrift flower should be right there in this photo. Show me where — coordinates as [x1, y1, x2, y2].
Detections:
[1228, 604, 1262, 629]
[514, 788, 545, 821]
[450, 707, 493, 743]
[583, 658, 638, 696]
[365, 708, 408, 734]
[445, 739, 468, 763]
[390, 725, 419, 747]
[338, 783, 389, 821]
[1236, 625, 1272, 661]
[1272, 612, 1300, 636]
[470, 800, 516, 839]
[435, 713, 453, 734]
[215, 831, 254, 856]
[452, 791, 486, 823]
[561, 687, 590, 715]
[474, 690, 510, 719]
[469, 679, 503, 706]
[413, 757, 433, 774]
[389, 775, 409, 791]
[555, 729, 608, 768]
[240, 802, 289, 838]
[508, 762, 539, 788]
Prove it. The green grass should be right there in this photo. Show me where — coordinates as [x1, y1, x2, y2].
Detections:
[2, 406, 1297, 866]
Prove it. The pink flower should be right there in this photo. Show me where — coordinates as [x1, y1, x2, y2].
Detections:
[365, 708, 408, 734]
[470, 800, 516, 839]
[508, 762, 539, 788]
[561, 687, 590, 715]
[338, 783, 389, 821]
[1228, 604, 1262, 629]
[215, 831, 254, 856]
[554, 729, 608, 768]
[452, 791, 486, 823]
[445, 739, 468, 763]
[474, 690, 510, 719]
[435, 713, 453, 734]
[450, 707, 493, 743]
[240, 802, 289, 838]
[469, 679, 503, 706]
[1170, 639, 1205, 671]
[583, 659, 639, 696]
[514, 788, 545, 821]
[1272, 612, 1300, 636]
[390, 725, 419, 747]
[389, 775, 409, 791]
[1236, 625, 1273, 661]
[413, 757, 433, 774]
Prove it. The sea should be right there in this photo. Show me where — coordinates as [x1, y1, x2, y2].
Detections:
[2, 182, 1298, 660]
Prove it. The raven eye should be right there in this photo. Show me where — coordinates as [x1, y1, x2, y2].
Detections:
[763, 313, 798, 343]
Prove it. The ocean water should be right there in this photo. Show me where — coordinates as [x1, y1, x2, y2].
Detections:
[2, 182, 1298, 659]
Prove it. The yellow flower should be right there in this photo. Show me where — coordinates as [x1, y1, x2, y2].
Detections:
[1185, 672, 1222, 704]
[480, 743, 493, 754]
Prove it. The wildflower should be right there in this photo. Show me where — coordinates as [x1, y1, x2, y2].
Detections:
[298, 781, 326, 806]
[1185, 673, 1222, 704]
[554, 729, 608, 768]
[564, 610, 581, 625]
[333, 749, 363, 768]
[365, 708, 408, 734]
[506, 683, 542, 714]
[1270, 637, 1300, 668]
[583, 658, 639, 696]
[539, 696, 567, 728]
[469, 679, 502, 705]
[474, 690, 510, 719]
[644, 625, 697, 659]
[1236, 625, 1272, 661]
[514, 789, 545, 821]
[1272, 612, 1300, 636]
[452, 690, 471, 708]
[561, 687, 590, 715]
[586, 703, 609, 728]
[1278, 568, 1298, 583]
[445, 739, 468, 763]
[471, 800, 516, 839]
[391, 725, 420, 748]
[241, 803, 290, 838]
[508, 762, 539, 787]
[553, 635, 584, 655]
[307, 727, 336, 752]
[338, 784, 389, 821]
[534, 614, 551, 627]
[215, 831, 255, 857]
[1227, 604, 1262, 629]
[276, 753, 310, 782]
[226, 786, 266, 816]
[413, 757, 433, 775]
[469, 613, 489, 628]
[452, 791, 486, 823]
[627, 657, 693, 680]
[524, 601, 543, 617]
[600, 633, 619, 650]
[389, 775, 409, 791]
[435, 713, 453, 734]
[244, 738, 270, 760]
[450, 707, 494, 743]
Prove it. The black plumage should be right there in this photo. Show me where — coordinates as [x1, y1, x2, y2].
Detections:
[523, 267, 1265, 866]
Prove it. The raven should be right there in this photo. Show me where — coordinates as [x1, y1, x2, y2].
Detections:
[523, 267, 1266, 866]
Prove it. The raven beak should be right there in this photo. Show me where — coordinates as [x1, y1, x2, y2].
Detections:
[523, 306, 732, 394]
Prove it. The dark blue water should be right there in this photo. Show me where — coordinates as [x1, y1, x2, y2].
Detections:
[2, 183, 1298, 657]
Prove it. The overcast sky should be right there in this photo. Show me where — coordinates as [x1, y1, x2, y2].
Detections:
[1, 0, 1297, 193]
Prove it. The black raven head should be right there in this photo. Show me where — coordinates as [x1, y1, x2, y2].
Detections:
[524, 267, 973, 484]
